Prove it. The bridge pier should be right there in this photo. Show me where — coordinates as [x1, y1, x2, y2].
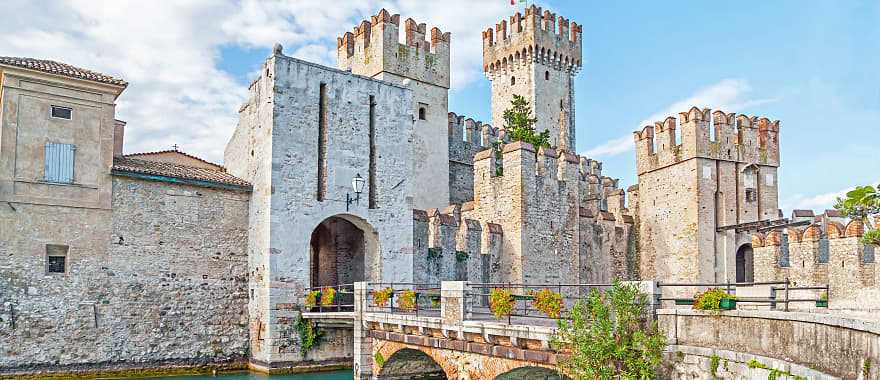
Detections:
[353, 282, 372, 380]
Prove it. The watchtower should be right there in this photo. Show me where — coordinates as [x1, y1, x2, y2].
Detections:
[338, 9, 452, 210]
[633, 107, 781, 284]
[482, 5, 582, 148]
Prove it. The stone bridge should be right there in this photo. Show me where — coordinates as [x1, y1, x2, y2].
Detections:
[305, 281, 573, 380]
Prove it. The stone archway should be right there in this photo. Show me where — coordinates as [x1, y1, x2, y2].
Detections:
[494, 366, 570, 380]
[376, 348, 448, 380]
[736, 243, 754, 283]
[309, 214, 380, 289]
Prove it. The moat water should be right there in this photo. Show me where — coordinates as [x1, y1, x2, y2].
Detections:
[126, 370, 352, 380]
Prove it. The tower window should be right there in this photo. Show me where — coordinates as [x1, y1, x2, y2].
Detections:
[51, 105, 72, 120]
[46, 244, 68, 274]
[418, 106, 427, 120]
[545, 71, 550, 80]
[510, 76, 515, 85]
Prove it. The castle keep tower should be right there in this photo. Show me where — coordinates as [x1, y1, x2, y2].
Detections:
[338, 9, 452, 210]
[483, 5, 582, 148]
[633, 107, 781, 285]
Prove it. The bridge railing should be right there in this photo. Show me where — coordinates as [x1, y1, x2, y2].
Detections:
[656, 279, 829, 311]
[464, 282, 622, 325]
[305, 283, 355, 312]
[364, 282, 441, 317]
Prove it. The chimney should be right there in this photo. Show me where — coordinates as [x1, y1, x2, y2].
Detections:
[113, 119, 126, 157]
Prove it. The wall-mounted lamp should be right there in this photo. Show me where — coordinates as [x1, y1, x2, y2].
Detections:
[347, 173, 366, 211]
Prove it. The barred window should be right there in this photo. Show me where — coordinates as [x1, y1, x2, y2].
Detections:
[46, 244, 68, 274]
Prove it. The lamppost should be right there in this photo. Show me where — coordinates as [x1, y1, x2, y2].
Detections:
[347, 173, 366, 211]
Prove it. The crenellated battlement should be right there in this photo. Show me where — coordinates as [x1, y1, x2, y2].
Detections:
[447, 111, 500, 150]
[337, 9, 450, 88]
[634, 106, 780, 175]
[482, 4, 582, 75]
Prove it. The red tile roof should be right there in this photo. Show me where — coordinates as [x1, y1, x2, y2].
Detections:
[0, 56, 127, 86]
[124, 150, 225, 170]
[112, 156, 251, 190]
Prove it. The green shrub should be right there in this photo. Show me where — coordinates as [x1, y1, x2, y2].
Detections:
[399, 289, 417, 311]
[551, 282, 666, 380]
[373, 288, 393, 307]
[304, 290, 321, 307]
[489, 288, 515, 319]
[530, 289, 563, 318]
[454, 250, 469, 262]
[693, 288, 736, 313]
[320, 287, 336, 306]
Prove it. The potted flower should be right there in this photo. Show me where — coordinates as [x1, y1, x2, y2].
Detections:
[320, 287, 336, 306]
[816, 291, 828, 308]
[693, 288, 737, 313]
[304, 290, 321, 308]
[372, 287, 394, 307]
[530, 289, 563, 318]
[399, 289, 417, 312]
[489, 288, 516, 319]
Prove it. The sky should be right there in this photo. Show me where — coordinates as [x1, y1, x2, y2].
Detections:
[0, 0, 877, 213]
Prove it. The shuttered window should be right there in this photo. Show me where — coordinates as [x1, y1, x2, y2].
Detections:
[44, 143, 75, 183]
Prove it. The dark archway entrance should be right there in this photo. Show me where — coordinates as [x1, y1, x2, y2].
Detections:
[495, 366, 570, 380]
[377, 348, 447, 380]
[736, 243, 754, 283]
[310, 216, 367, 288]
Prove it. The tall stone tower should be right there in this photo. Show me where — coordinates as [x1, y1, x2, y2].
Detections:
[633, 107, 781, 285]
[338, 9, 451, 210]
[482, 5, 581, 148]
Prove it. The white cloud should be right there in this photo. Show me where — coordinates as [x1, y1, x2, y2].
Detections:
[0, 0, 513, 162]
[582, 78, 779, 159]
[781, 180, 880, 212]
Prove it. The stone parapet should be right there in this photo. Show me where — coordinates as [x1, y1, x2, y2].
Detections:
[482, 4, 582, 75]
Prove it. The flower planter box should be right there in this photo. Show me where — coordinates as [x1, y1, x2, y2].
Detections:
[816, 300, 828, 308]
[674, 299, 694, 305]
[719, 298, 737, 310]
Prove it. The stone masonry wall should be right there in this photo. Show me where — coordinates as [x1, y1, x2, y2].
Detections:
[0, 176, 250, 374]
[225, 53, 415, 367]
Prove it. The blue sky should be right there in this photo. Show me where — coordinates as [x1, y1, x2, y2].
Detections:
[3, 0, 877, 212]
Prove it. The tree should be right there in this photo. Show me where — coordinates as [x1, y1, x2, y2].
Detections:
[835, 184, 880, 246]
[552, 282, 666, 380]
[502, 95, 550, 149]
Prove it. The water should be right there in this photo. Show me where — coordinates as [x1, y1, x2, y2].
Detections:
[126, 370, 352, 380]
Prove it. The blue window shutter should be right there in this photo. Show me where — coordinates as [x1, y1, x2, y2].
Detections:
[44, 143, 75, 183]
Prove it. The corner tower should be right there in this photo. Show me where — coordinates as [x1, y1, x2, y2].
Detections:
[633, 107, 781, 285]
[338, 9, 451, 210]
[483, 5, 582, 148]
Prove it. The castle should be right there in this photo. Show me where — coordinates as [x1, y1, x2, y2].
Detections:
[1, 4, 877, 377]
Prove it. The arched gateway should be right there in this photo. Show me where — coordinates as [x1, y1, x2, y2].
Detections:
[309, 214, 380, 287]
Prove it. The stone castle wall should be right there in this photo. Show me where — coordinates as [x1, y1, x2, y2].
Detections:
[753, 217, 878, 311]
[634, 107, 781, 285]
[225, 53, 415, 367]
[0, 176, 250, 374]
[339, 9, 451, 210]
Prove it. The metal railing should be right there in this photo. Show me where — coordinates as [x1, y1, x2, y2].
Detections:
[305, 283, 355, 312]
[366, 282, 441, 317]
[657, 278, 829, 311]
[465, 282, 617, 325]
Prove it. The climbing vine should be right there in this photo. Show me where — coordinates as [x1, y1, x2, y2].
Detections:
[709, 354, 721, 378]
[295, 315, 322, 353]
[374, 352, 385, 368]
[747, 359, 807, 380]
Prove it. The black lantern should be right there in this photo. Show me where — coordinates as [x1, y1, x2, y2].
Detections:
[347, 173, 365, 211]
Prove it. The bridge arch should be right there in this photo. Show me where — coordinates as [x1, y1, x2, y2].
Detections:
[309, 213, 381, 288]
[376, 347, 448, 380]
[494, 366, 570, 380]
